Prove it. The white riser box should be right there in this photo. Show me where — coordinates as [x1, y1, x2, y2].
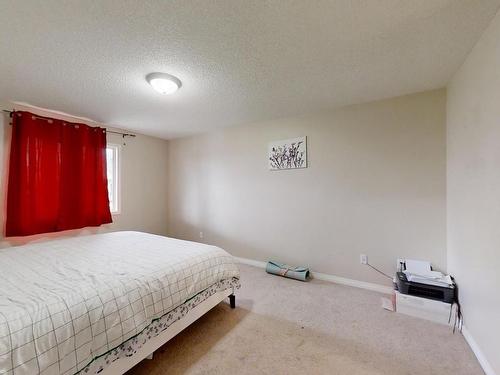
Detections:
[395, 291, 455, 325]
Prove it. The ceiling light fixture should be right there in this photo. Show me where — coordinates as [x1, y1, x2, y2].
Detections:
[146, 72, 182, 95]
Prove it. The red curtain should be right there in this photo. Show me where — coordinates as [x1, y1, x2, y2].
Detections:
[5, 111, 112, 237]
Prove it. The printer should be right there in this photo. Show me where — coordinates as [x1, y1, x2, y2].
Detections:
[395, 259, 455, 304]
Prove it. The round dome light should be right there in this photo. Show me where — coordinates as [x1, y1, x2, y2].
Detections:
[146, 72, 182, 95]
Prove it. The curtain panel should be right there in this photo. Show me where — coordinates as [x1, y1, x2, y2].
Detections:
[6, 111, 112, 237]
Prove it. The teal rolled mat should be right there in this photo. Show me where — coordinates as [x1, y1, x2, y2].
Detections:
[265, 261, 310, 281]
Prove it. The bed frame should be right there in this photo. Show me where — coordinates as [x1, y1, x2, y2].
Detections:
[101, 290, 236, 374]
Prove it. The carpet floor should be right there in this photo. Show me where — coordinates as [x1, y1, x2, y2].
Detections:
[128, 264, 482, 375]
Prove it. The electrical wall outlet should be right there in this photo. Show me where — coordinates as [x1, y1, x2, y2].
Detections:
[199, 231, 204, 239]
[360, 254, 368, 265]
[396, 258, 405, 272]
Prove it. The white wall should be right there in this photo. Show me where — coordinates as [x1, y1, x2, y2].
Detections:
[0, 108, 169, 248]
[447, 10, 500, 375]
[167, 89, 447, 286]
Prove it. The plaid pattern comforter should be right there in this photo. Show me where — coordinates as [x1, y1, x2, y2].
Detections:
[0, 231, 240, 375]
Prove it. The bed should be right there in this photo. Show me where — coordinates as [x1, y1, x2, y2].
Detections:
[0, 231, 240, 375]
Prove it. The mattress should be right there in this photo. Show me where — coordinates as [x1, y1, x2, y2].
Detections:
[0, 231, 240, 375]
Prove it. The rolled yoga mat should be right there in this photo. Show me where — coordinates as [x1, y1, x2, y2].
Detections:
[265, 261, 310, 281]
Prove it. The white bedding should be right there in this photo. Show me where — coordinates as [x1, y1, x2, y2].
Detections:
[0, 231, 240, 375]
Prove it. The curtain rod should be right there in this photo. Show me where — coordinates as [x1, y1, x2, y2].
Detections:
[2, 109, 136, 138]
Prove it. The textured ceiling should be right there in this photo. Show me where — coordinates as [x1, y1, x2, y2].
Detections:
[0, 1, 499, 139]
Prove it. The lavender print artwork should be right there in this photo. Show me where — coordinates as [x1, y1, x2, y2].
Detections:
[268, 136, 307, 170]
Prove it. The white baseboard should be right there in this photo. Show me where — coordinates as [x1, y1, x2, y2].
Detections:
[234, 256, 393, 295]
[234, 257, 268, 269]
[312, 270, 394, 294]
[462, 325, 496, 375]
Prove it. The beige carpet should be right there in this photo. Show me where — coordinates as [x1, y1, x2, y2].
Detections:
[128, 264, 482, 375]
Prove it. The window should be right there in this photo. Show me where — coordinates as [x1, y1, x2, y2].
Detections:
[106, 144, 120, 214]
